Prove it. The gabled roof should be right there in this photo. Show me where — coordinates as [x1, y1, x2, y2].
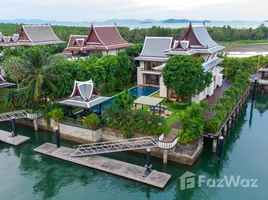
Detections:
[0, 25, 64, 47]
[135, 37, 173, 62]
[65, 24, 133, 53]
[259, 64, 268, 72]
[0, 75, 15, 88]
[59, 80, 110, 109]
[165, 23, 224, 55]
[18, 25, 64, 46]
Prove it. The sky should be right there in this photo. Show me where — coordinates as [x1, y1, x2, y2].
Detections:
[0, 0, 267, 22]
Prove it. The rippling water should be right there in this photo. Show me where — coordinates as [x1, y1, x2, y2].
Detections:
[0, 94, 268, 200]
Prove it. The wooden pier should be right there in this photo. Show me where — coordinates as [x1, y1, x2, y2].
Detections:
[34, 143, 171, 189]
[203, 86, 250, 152]
[0, 130, 30, 146]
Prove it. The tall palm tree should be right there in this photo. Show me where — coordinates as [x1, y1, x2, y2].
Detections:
[20, 48, 64, 103]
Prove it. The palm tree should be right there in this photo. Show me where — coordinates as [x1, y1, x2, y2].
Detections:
[113, 90, 137, 110]
[20, 48, 64, 103]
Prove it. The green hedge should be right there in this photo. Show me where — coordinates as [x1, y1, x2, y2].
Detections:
[204, 71, 250, 133]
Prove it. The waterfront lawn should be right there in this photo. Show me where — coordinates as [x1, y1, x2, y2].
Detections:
[152, 92, 185, 130]
[162, 101, 183, 127]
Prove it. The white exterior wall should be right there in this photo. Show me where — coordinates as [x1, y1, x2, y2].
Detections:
[137, 61, 145, 85]
[107, 49, 118, 56]
[160, 76, 167, 97]
[101, 49, 123, 56]
[59, 123, 102, 143]
[217, 74, 223, 87]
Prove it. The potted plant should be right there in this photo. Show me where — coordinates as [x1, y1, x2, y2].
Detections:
[82, 114, 100, 129]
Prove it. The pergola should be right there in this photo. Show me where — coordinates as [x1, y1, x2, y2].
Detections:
[59, 80, 110, 115]
[134, 96, 164, 115]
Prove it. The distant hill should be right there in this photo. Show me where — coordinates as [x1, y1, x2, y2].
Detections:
[139, 21, 152, 24]
[0, 18, 213, 26]
[163, 18, 211, 23]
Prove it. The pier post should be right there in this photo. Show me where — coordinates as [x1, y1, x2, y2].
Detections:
[33, 118, 38, 132]
[143, 148, 152, 177]
[252, 78, 258, 102]
[11, 117, 17, 137]
[212, 138, 217, 152]
[55, 127, 60, 148]
[223, 125, 227, 136]
[232, 112, 236, 121]
[217, 136, 224, 162]
[163, 149, 168, 164]
[146, 148, 151, 169]
[228, 119, 232, 128]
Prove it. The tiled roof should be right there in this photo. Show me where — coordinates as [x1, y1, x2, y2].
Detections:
[135, 37, 172, 61]
[65, 25, 133, 53]
[59, 80, 110, 109]
[192, 25, 218, 48]
[165, 23, 225, 55]
[0, 25, 64, 47]
[22, 25, 63, 44]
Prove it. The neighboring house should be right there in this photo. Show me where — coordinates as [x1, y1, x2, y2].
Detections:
[63, 24, 133, 57]
[136, 23, 225, 103]
[0, 25, 64, 47]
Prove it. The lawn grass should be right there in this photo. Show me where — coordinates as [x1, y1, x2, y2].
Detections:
[161, 101, 183, 127]
[105, 84, 137, 97]
[218, 40, 268, 45]
[149, 92, 185, 132]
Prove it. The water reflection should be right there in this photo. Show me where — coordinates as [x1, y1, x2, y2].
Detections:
[0, 94, 267, 199]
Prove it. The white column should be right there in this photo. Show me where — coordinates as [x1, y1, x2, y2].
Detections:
[33, 118, 38, 131]
[160, 76, 167, 97]
[212, 138, 217, 152]
[163, 150, 168, 164]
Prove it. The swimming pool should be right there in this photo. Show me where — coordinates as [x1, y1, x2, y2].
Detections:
[90, 86, 159, 112]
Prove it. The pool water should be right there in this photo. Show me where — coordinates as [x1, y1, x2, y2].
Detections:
[90, 85, 159, 112]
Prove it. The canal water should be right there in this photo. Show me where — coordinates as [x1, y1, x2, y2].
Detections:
[0, 94, 268, 200]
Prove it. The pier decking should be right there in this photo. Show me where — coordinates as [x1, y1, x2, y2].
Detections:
[0, 130, 30, 146]
[34, 143, 171, 189]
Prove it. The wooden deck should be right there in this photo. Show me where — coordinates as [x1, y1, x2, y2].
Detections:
[205, 81, 232, 118]
[34, 143, 171, 189]
[0, 130, 30, 146]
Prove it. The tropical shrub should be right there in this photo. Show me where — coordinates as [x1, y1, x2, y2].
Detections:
[82, 114, 101, 129]
[178, 102, 208, 144]
[47, 108, 64, 123]
[113, 89, 137, 110]
[102, 106, 167, 137]
[204, 70, 250, 133]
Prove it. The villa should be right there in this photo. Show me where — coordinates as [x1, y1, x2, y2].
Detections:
[63, 24, 133, 57]
[0, 25, 64, 48]
[135, 23, 225, 103]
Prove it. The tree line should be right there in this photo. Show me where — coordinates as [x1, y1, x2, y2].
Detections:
[1, 23, 268, 44]
[0, 45, 141, 112]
